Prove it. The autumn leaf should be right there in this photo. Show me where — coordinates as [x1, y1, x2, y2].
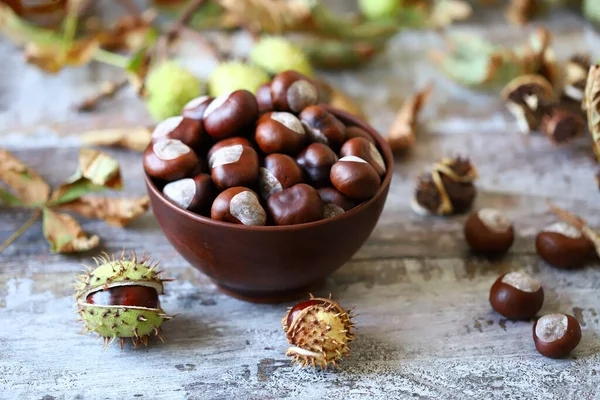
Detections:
[81, 128, 152, 152]
[96, 12, 159, 52]
[24, 39, 100, 74]
[56, 196, 150, 227]
[50, 149, 123, 205]
[42, 208, 100, 253]
[387, 83, 434, 153]
[217, 0, 312, 34]
[0, 187, 24, 207]
[0, 148, 50, 207]
[428, 0, 472, 28]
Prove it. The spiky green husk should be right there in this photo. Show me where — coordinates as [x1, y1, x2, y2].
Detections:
[145, 61, 203, 121]
[358, 0, 402, 20]
[250, 37, 314, 77]
[283, 296, 354, 369]
[75, 252, 173, 349]
[208, 61, 270, 97]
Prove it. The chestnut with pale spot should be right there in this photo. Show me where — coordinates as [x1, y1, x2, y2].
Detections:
[267, 183, 324, 225]
[211, 187, 267, 226]
[271, 70, 319, 113]
[258, 154, 303, 200]
[464, 208, 514, 254]
[181, 95, 213, 120]
[300, 105, 346, 150]
[296, 143, 338, 187]
[330, 156, 380, 201]
[143, 139, 199, 181]
[206, 137, 252, 162]
[255, 112, 306, 155]
[533, 314, 581, 358]
[162, 173, 216, 216]
[203, 90, 258, 140]
[536, 222, 593, 269]
[340, 137, 386, 177]
[489, 272, 544, 320]
[209, 144, 259, 190]
[151, 116, 204, 151]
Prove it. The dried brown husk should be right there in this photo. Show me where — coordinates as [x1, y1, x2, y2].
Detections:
[387, 83, 434, 152]
[81, 128, 152, 152]
[547, 203, 600, 258]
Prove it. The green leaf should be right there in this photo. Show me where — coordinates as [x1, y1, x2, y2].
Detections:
[0, 187, 24, 207]
[42, 208, 99, 253]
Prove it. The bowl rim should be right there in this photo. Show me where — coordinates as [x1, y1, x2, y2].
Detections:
[145, 105, 394, 232]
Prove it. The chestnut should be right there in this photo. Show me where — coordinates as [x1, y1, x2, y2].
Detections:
[318, 187, 356, 211]
[340, 137, 386, 177]
[86, 286, 159, 308]
[255, 112, 306, 155]
[330, 156, 380, 201]
[464, 208, 514, 254]
[299, 105, 346, 150]
[296, 143, 338, 187]
[270, 70, 319, 113]
[256, 83, 273, 113]
[206, 137, 253, 161]
[162, 173, 216, 216]
[182, 95, 213, 120]
[346, 126, 375, 143]
[151, 116, 204, 151]
[211, 187, 267, 226]
[489, 272, 544, 320]
[267, 183, 324, 225]
[535, 222, 593, 269]
[209, 144, 259, 190]
[143, 139, 199, 181]
[203, 90, 258, 140]
[533, 314, 581, 358]
[258, 154, 303, 200]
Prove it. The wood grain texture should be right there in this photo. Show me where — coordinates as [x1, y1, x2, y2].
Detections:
[2, 3, 600, 400]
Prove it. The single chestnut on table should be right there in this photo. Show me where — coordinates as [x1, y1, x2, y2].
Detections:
[181, 95, 213, 120]
[151, 116, 204, 151]
[489, 271, 544, 320]
[267, 183, 324, 225]
[296, 143, 338, 187]
[299, 105, 346, 150]
[271, 70, 319, 113]
[256, 83, 273, 113]
[258, 153, 304, 200]
[255, 112, 306, 155]
[533, 313, 581, 358]
[143, 139, 199, 181]
[464, 208, 515, 255]
[211, 187, 267, 226]
[340, 137, 386, 177]
[330, 156, 381, 201]
[536, 222, 593, 269]
[162, 173, 216, 216]
[203, 90, 258, 140]
[209, 144, 259, 190]
[318, 187, 356, 219]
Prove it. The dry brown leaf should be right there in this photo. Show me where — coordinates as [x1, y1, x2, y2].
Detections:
[81, 128, 152, 152]
[387, 83, 434, 153]
[0, 148, 50, 207]
[24, 38, 100, 74]
[96, 11, 156, 51]
[56, 196, 150, 227]
[429, 0, 472, 28]
[42, 208, 99, 253]
[217, 0, 312, 33]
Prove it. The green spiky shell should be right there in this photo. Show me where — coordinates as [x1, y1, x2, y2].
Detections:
[75, 253, 172, 348]
[208, 61, 270, 97]
[358, 0, 402, 20]
[250, 37, 314, 77]
[282, 297, 354, 369]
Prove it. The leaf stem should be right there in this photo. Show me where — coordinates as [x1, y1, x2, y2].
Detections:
[0, 209, 42, 254]
[92, 49, 130, 69]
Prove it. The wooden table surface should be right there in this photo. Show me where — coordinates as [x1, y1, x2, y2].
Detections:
[2, 5, 600, 400]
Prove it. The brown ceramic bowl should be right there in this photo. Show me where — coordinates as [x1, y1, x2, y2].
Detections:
[145, 106, 393, 303]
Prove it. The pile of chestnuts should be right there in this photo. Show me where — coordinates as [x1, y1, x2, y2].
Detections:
[143, 70, 386, 226]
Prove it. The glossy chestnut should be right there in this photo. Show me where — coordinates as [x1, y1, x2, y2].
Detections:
[86, 286, 159, 308]
[535, 222, 593, 269]
[143, 139, 199, 181]
[489, 272, 544, 320]
[206, 137, 253, 161]
[285, 299, 323, 328]
[256, 83, 273, 113]
[267, 183, 324, 225]
[464, 208, 514, 254]
[162, 173, 216, 216]
[258, 154, 304, 200]
[209, 144, 259, 190]
[299, 105, 346, 150]
[340, 137, 386, 177]
[151, 116, 204, 151]
[533, 314, 581, 358]
[271, 70, 319, 113]
[296, 143, 338, 187]
[346, 126, 375, 143]
[318, 187, 356, 211]
[255, 112, 306, 155]
[211, 187, 267, 226]
[181, 95, 213, 120]
[330, 156, 380, 200]
[203, 90, 258, 140]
